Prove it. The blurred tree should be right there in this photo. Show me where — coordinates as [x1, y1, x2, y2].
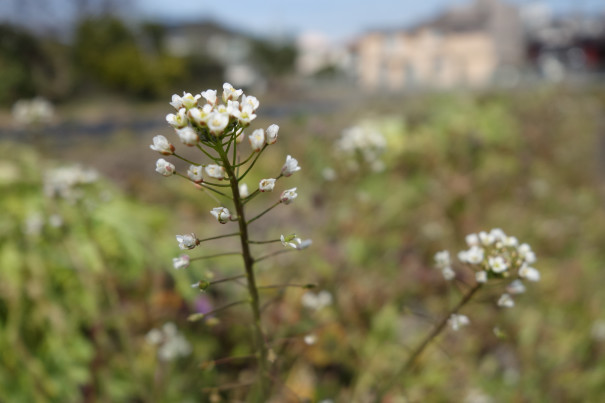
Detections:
[250, 38, 297, 77]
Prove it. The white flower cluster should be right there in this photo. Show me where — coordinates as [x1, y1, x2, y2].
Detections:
[439, 228, 540, 309]
[145, 322, 192, 361]
[434, 250, 455, 280]
[44, 165, 99, 202]
[335, 124, 386, 172]
[12, 97, 54, 126]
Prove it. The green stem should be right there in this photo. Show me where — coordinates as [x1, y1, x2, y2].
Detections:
[382, 283, 483, 392]
[215, 141, 271, 398]
[255, 249, 295, 263]
[237, 145, 267, 181]
[247, 201, 281, 225]
[197, 232, 240, 243]
[190, 252, 241, 261]
[248, 239, 281, 244]
[173, 153, 199, 166]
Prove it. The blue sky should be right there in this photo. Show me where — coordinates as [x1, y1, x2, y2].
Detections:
[135, 0, 605, 41]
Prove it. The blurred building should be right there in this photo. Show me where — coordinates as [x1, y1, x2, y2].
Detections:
[351, 0, 524, 90]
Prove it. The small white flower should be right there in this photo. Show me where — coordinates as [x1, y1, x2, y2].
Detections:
[248, 129, 265, 152]
[497, 293, 515, 308]
[235, 129, 245, 143]
[504, 236, 519, 247]
[448, 313, 470, 331]
[281, 155, 301, 177]
[519, 265, 540, 282]
[188, 104, 213, 126]
[235, 105, 257, 125]
[187, 165, 203, 183]
[490, 228, 506, 242]
[241, 94, 260, 111]
[201, 89, 217, 105]
[475, 270, 488, 283]
[176, 126, 199, 146]
[479, 231, 495, 246]
[226, 100, 240, 117]
[468, 246, 485, 264]
[210, 207, 231, 224]
[173, 254, 190, 270]
[465, 233, 480, 247]
[146, 328, 163, 345]
[239, 183, 249, 198]
[524, 250, 537, 264]
[180, 92, 201, 109]
[259, 178, 276, 192]
[302, 290, 332, 311]
[322, 167, 337, 181]
[166, 108, 188, 128]
[297, 239, 313, 250]
[304, 334, 317, 345]
[222, 82, 243, 102]
[169, 94, 183, 109]
[176, 233, 197, 250]
[207, 112, 230, 136]
[266, 124, 279, 144]
[442, 267, 455, 281]
[280, 188, 298, 204]
[489, 256, 508, 273]
[155, 159, 176, 176]
[150, 135, 175, 155]
[434, 250, 451, 269]
[506, 279, 526, 294]
[517, 243, 536, 264]
[205, 164, 225, 180]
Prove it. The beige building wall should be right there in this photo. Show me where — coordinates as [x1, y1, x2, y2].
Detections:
[356, 29, 497, 90]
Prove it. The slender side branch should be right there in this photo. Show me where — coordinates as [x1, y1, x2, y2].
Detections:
[255, 249, 295, 263]
[197, 232, 240, 243]
[247, 201, 281, 225]
[237, 145, 267, 181]
[190, 252, 242, 261]
[248, 239, 282, 245]
[188, 299, 248, 322]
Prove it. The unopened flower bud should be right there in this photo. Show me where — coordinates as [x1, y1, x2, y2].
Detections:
[173, 254, 190, 269]
[210, 207, 231, 224]
[281, 155, 301, 177]
[205, 164, 225, 180]
[155, 158, 176, 176]
[187, 165, 203, 183]
[249, 129, 265, 152]
[176, 126, 199, 146]
[266, 124, 279, 144]
[150, 135, 175, 155]
[280, 188, 298, 204]
[176, 233, 198, 250]
[259, 178, 276, 192]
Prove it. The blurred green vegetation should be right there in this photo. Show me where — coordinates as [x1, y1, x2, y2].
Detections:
[1, 86, 605, 401]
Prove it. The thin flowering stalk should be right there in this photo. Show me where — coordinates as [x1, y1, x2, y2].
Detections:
[257, 283, 317, 290]
[196, 232, 240, 244]
[247, 201, 281, 225]
[255, 249, 296, 263]
[196, 143, 221, 161]
[173, 153, 200, 166]
[188, 299, 249, 322]
[232, 151, 257, 168]
[208, 274, 246, 286]
[190, 251, 242, 261]
[237, 145, 268, 181]
[201, 181, 231, 188]
[248, 239, 282, 244]
[214, 142, 271, 396]
[381, 283, 483, 393]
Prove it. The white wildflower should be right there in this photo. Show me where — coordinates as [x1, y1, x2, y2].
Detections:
[302, 290, 332, 311]
[259, 178, 276, 192]
[519, 265, 540, 282]
[155, 159, 175, 176]
[281, 155, 301, 177]
[205, 164, 225, 180]
[280, 188, 298, 204]
[266, 124, 279, 144]
[166, 108, 188, 128]
[222, 82, 243, 102]
[176, 233, 197, 250]
[465, 233, 480, 247]
[201, 89, 217, 105]
[188, 104, 213, 126]
[187, 165, 203, 183]
[150, 135, 175, 155]
[249, 129, 265, 151]
[180, 92, 201, 109]
[506, 279, 526, 294]
[488, 256, 508, 273]
[497, 293, 515, 308]
[210, 207, 231, 224]
[442, 267, 455, 281]
[173, 255, 190, 270]
[207, 112, 230, 136]
[448, 314, 470, 331]
[475, 270, 488, 283]
[434, 250, 451, 269]
[176, 126, 199, 146]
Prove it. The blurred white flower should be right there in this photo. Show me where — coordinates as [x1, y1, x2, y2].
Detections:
[180, 92, 201, 109]
[211, 207, 231, 224]
[169, 94, 183, 109]
[322, 167, 337, 181]
[497, 293, 515, 308]
[239, 183, 249, 198]
[475, 271, 488, 283]
[489, 256, 508, 273]
[302, 290, 332, 311]
[241, 94, 259, 111]
[281, 155, 301, 177]
[519, 265, 540, 282]
[442, 267, 455, 281]
[173, 254, 190, 270]
[506, 279, 526, 294]
[176, 233, 197, 250]
[465, 233, 480, 247]
[146, 322, 192, 361]
[188, 104, 213, 126]
[12, 97, 54, 126]
[155, 159, 175, 176]
[335, 125, 386, 170]
[201, 89, 217, 105]
[434, 250, 451, 269]
[304, 334, 317, 345]
[448, 313, 470, 331]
